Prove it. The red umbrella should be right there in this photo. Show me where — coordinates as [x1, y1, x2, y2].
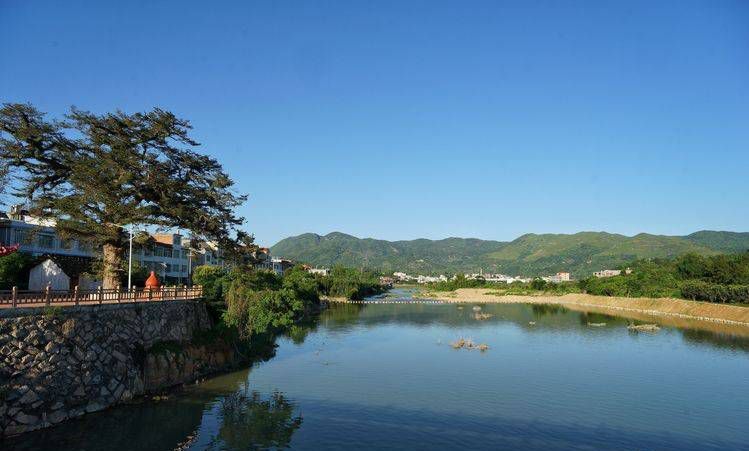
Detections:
[0, 243, 20, 257]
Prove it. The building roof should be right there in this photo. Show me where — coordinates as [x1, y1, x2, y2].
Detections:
[152, 233, 177, 246]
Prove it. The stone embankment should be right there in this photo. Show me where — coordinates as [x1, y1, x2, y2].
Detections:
[0, 301, 237, 437]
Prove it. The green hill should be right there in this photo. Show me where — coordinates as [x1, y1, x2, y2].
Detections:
[270, 231, 749, 277]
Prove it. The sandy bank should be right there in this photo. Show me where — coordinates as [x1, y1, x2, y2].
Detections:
[417, 289, 749, 335]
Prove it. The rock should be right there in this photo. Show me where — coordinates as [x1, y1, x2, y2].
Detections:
[14, 412, 39, 425]
[11, 329, 28, 340]
[50, 401, 64, 410]
[4, 424, 28, 436]
[18, 389, 39, 405]
[61, 319, 76, 338]
[85, 402, 104, 413]
[47, 410, 67, 424]
[112, 350, 128, 363]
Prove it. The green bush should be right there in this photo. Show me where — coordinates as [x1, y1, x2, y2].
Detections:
[0, 252, 33, 290]
[282, 265, 320, 305]
[321, 266, 381, 300]
[681, 280, 749, 304]
[192, 265, 229, 303]
[224, 285, 306, 337]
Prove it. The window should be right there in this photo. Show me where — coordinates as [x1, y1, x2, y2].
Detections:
[181, 265, 187, 273]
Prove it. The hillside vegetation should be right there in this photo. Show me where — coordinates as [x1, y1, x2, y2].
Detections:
[271, 231, 749, 277]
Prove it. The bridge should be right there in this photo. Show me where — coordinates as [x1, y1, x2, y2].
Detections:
[0, 285, 203, 309]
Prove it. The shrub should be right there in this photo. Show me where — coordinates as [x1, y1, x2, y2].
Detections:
[282, 265, 320, 305]
[681, 281, 749, 304]
[192, 265, 229, 303]
[322, 266, 381, 299]
[0, 252, 34, 290]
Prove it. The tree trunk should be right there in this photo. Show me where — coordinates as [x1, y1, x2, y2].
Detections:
[102, 243, 123, 289]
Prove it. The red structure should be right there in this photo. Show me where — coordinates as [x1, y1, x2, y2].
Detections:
[0, 244, 20, 257]
[145, 271, 160, 289]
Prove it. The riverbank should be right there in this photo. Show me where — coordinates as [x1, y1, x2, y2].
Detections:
[417, 288, 749, 333]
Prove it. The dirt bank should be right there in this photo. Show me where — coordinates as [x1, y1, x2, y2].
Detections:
[417, 289, 749, 335]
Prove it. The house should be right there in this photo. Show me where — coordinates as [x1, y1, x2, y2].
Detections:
[251, 247, 295, 276]
[308, 268, 330, 276]
[593, 268, 631, 278]
[0, 206, 227, 287]
[594, 269, 621, 278]
[543, 272, 572, 283]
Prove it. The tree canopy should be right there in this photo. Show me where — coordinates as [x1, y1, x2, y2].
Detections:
[0, 103, 249, 287]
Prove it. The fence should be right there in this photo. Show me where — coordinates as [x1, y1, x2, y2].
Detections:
[0, 285, 203, 308]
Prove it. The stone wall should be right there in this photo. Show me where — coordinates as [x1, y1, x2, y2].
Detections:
[0, 301, 236, 437]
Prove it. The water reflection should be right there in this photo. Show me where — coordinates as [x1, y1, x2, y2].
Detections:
[202, 391, 302, 450]
[530, 304, 569, 316]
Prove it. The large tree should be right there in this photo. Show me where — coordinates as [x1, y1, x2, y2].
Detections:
[0, 103, 249, 288]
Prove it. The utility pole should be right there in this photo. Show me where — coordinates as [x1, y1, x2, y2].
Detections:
[127, 224, 134, 290]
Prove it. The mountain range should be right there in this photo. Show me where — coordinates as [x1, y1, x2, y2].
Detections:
[270, 230, 749, 277]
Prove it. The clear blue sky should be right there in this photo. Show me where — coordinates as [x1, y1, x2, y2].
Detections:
[2, 1, 748, 246]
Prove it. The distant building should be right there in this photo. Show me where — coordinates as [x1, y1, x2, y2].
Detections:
[0, 206, 96, 259]
[0, 206, 226, 286]
[308, 268, 330, 276]
[543, 272, 572, 283]
[593, 268, 631, 278]
[252, 248, 295, 275]
[594, 269, 621, 278]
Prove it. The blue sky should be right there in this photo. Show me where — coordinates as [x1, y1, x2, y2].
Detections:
[2, 1, 748, 246]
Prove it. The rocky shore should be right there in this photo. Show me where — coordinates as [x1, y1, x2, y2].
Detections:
[0, 301, 238, 437]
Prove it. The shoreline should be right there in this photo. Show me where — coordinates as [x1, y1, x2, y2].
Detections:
[415, 288, 749, 336]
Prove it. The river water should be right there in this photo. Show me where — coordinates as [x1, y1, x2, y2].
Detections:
[7, 288, 749, 450]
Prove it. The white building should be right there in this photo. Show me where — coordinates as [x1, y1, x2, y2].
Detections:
[543, 272, 572, 283]
[308, 268, 330, 276]
[0, 206, 226, 286]
[593, 269, 631, 278]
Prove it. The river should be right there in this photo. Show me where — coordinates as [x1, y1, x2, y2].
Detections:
[6, 288, 749, 450]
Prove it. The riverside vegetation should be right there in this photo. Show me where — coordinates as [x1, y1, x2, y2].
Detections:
[192, 264, 382, 344]
[427, 252, 749, 305]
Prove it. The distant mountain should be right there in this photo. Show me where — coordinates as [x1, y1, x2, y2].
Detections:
[683, 231, 749, 254]
[270, 231, 749, 277]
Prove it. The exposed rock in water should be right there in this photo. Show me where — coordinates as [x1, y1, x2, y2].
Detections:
[627, 324, 660, 332]
[588, 322, 607, 327]
[450, 338, 489, 352]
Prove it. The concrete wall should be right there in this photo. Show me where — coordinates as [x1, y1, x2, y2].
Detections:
[0, 301, 235, 437]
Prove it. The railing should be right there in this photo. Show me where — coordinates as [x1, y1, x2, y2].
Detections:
[0, 285, 203, 308]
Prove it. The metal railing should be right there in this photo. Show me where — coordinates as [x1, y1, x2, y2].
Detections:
[0, 285, 203, 308]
